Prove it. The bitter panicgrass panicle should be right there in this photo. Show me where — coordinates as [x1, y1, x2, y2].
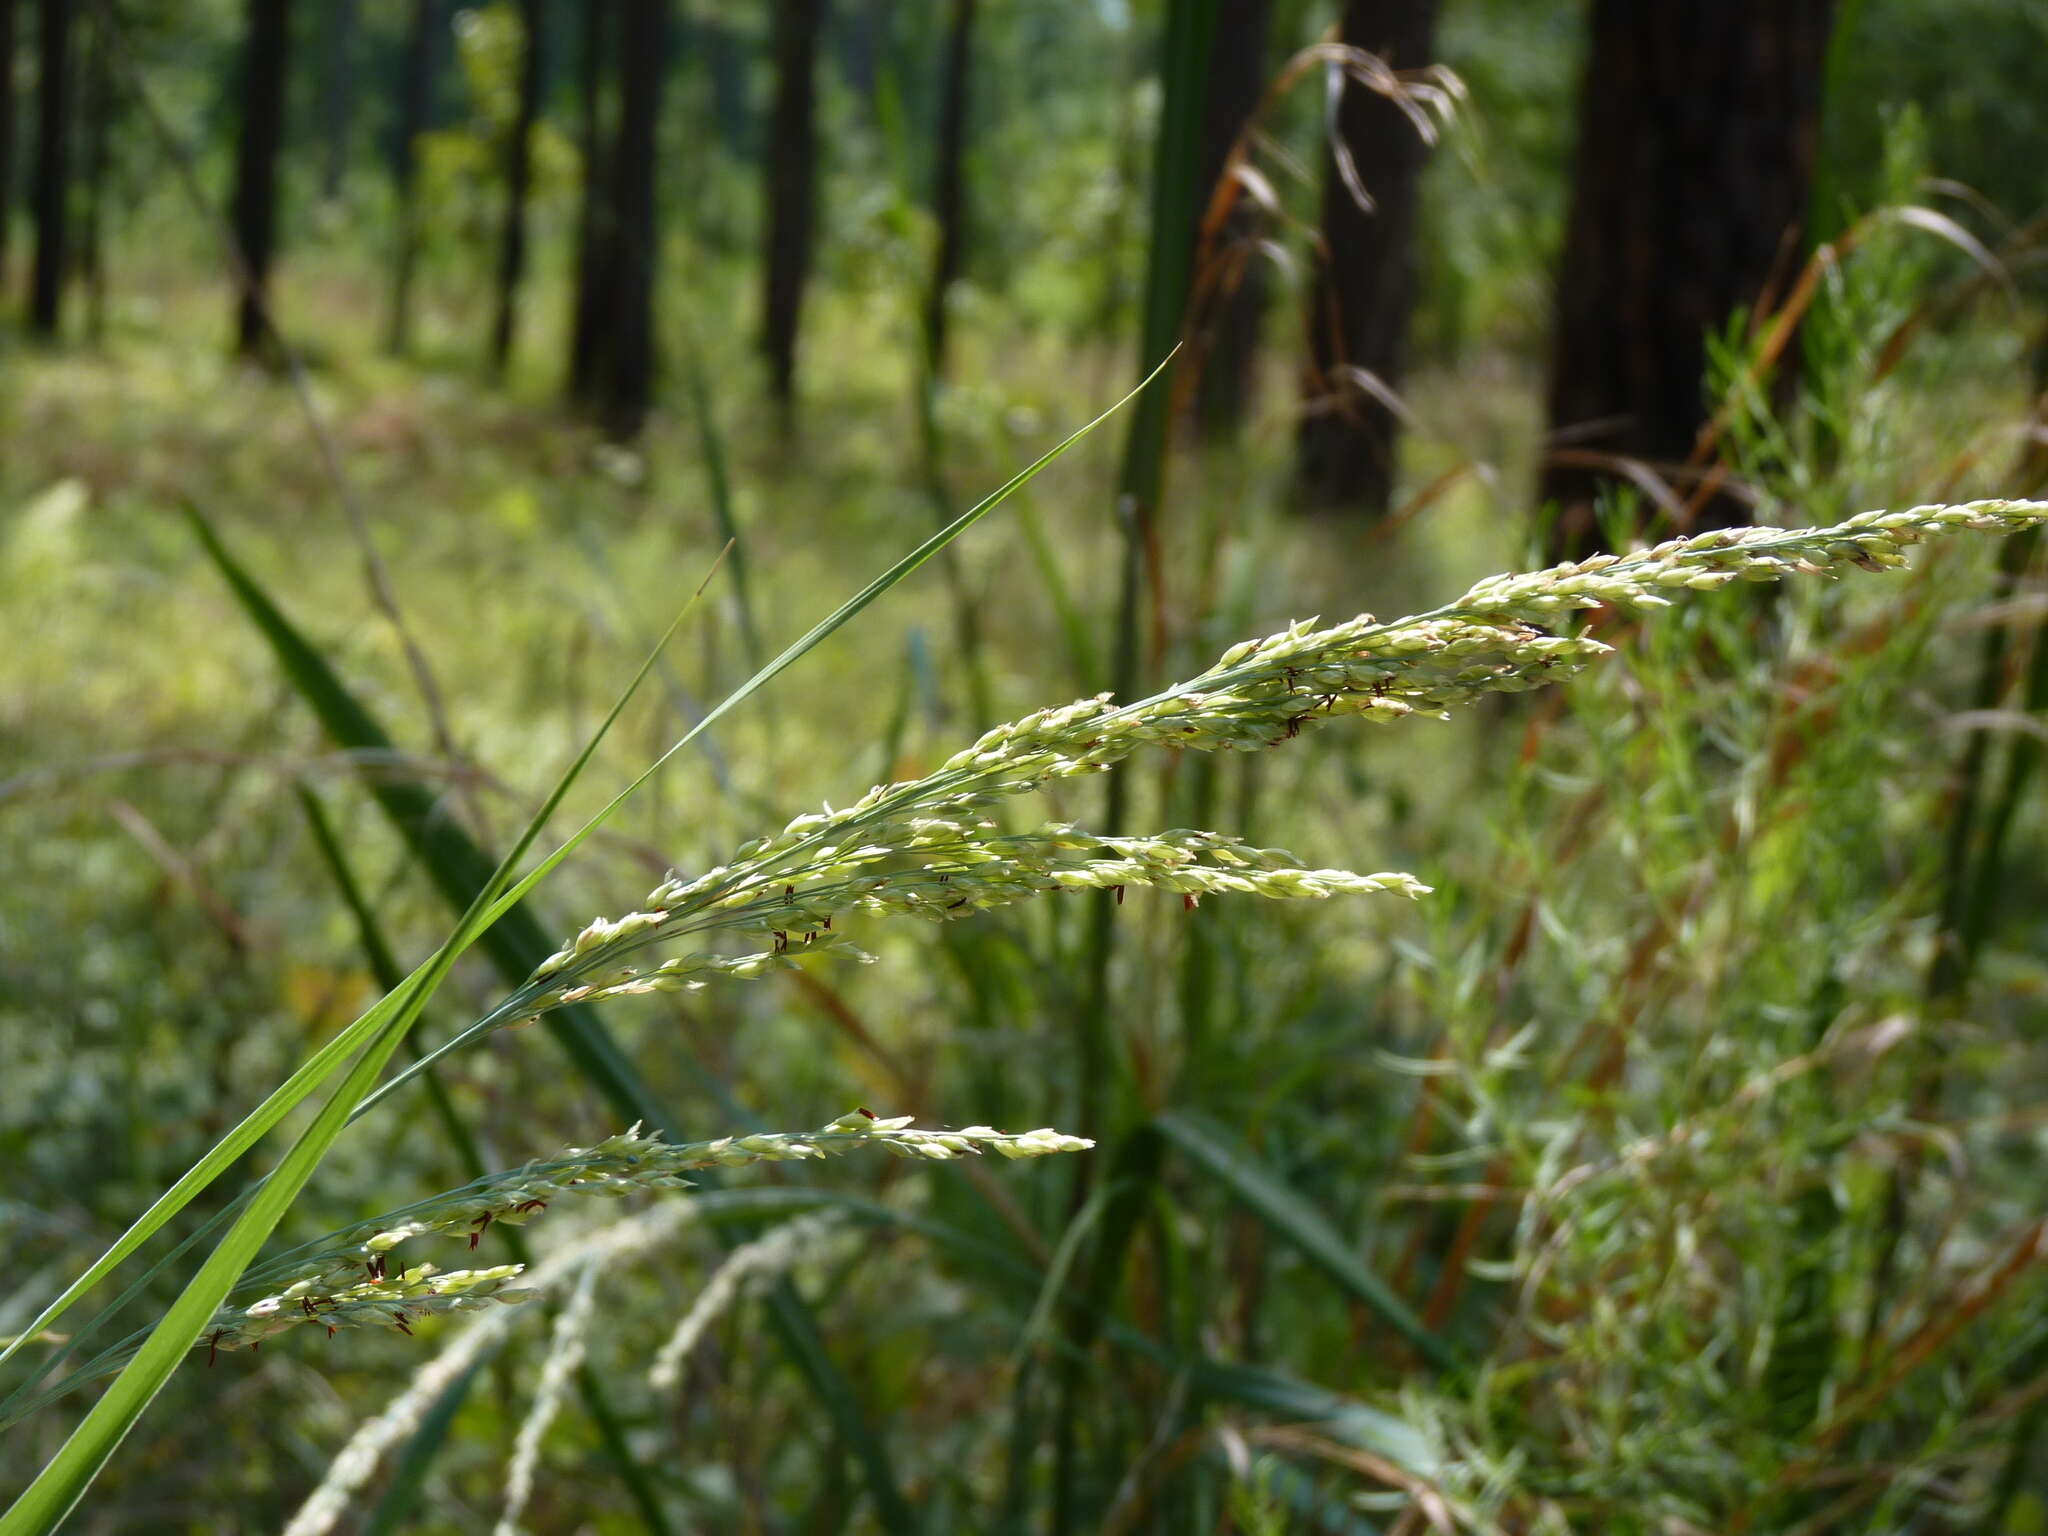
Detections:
[514, 500, 2046, 1023]
[205, 1113, 1089, 1354]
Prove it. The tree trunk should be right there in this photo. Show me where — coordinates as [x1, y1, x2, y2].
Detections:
[1190, 0, 1273, 439]
[231, 0, 293, 359]
[761, 0, 823, 409]
[567, 0, 615, 405]
[490, 0, 545, 378]
[1541, 0, 1835, 549]
[0, 0, 17, 290]
[386, 0, 439, 355]
[27, 0, 69, 337]
[1296, 0, 1440, 515]
[590, 0, 666, 438]
[922, 0, 973, 379]
[316, 0, 356, 201]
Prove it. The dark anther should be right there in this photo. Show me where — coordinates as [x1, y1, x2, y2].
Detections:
[1184, 893, 1200, 911]
[948, 897, 968, 910]
[1113, 885, 1125, 905]
[208, 1329, 225, 1366]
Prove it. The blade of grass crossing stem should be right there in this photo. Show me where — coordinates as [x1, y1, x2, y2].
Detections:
[1156, 1111, 1457, 1371]
[295, 783, 481, 1173]
[469, 346, 1182, 946]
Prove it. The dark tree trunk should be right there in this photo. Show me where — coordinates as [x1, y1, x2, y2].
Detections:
[27, 0, 69, 337]
[761, 0, 822, 409]
[231, 0, 293, 359]
[386, 0, 439, 355]
[1297, 0, 1440, 515]
[1190, 0, 1273, 439]
[490, 0, 545, 377]
[316, 0, 356, 201]
[589, 0, 666, 438]
[0, 0, 17, 290]
[1541, 0, 1835, 549]
[922, 0, 973, 379]
[567, 0, 616, 405]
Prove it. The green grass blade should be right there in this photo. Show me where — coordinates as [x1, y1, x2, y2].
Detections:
[358, 1357, 491, 1536]
[471, 346, 1180, 939]
[1154, 1111, 1458, 1373]
[761, 1280, 915, 1532]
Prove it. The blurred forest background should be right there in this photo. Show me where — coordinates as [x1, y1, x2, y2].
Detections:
[6, 0, 2048, 1531]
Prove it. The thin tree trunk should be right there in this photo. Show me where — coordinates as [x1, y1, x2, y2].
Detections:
[231, 0, 293, 359]
[591, 0, 666, 438]
[316, 0, 356, 201]
[761, 0, 823, 409]
[1190, 0, 1273, 439]
[490, 0, 545, 378]
[1541, 0, 1835, 550]
[386, 0, 439, 355]
[922, 0, 973, 379]
[1297, 0, 1440, 515]
[0, 0, 17, 290]
[567, 0, 615, 405]
[27, 0, 69, 337]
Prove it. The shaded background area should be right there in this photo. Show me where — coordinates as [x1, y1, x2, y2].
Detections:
[4, 0, 2048, 1530]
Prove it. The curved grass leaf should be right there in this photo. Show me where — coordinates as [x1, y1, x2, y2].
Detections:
[1155, 1111, 1457, 1373]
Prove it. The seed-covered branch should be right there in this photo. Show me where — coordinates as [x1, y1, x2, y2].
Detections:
[516, 499, 2047, 1017]
[203, 1113, 1091, 1354]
